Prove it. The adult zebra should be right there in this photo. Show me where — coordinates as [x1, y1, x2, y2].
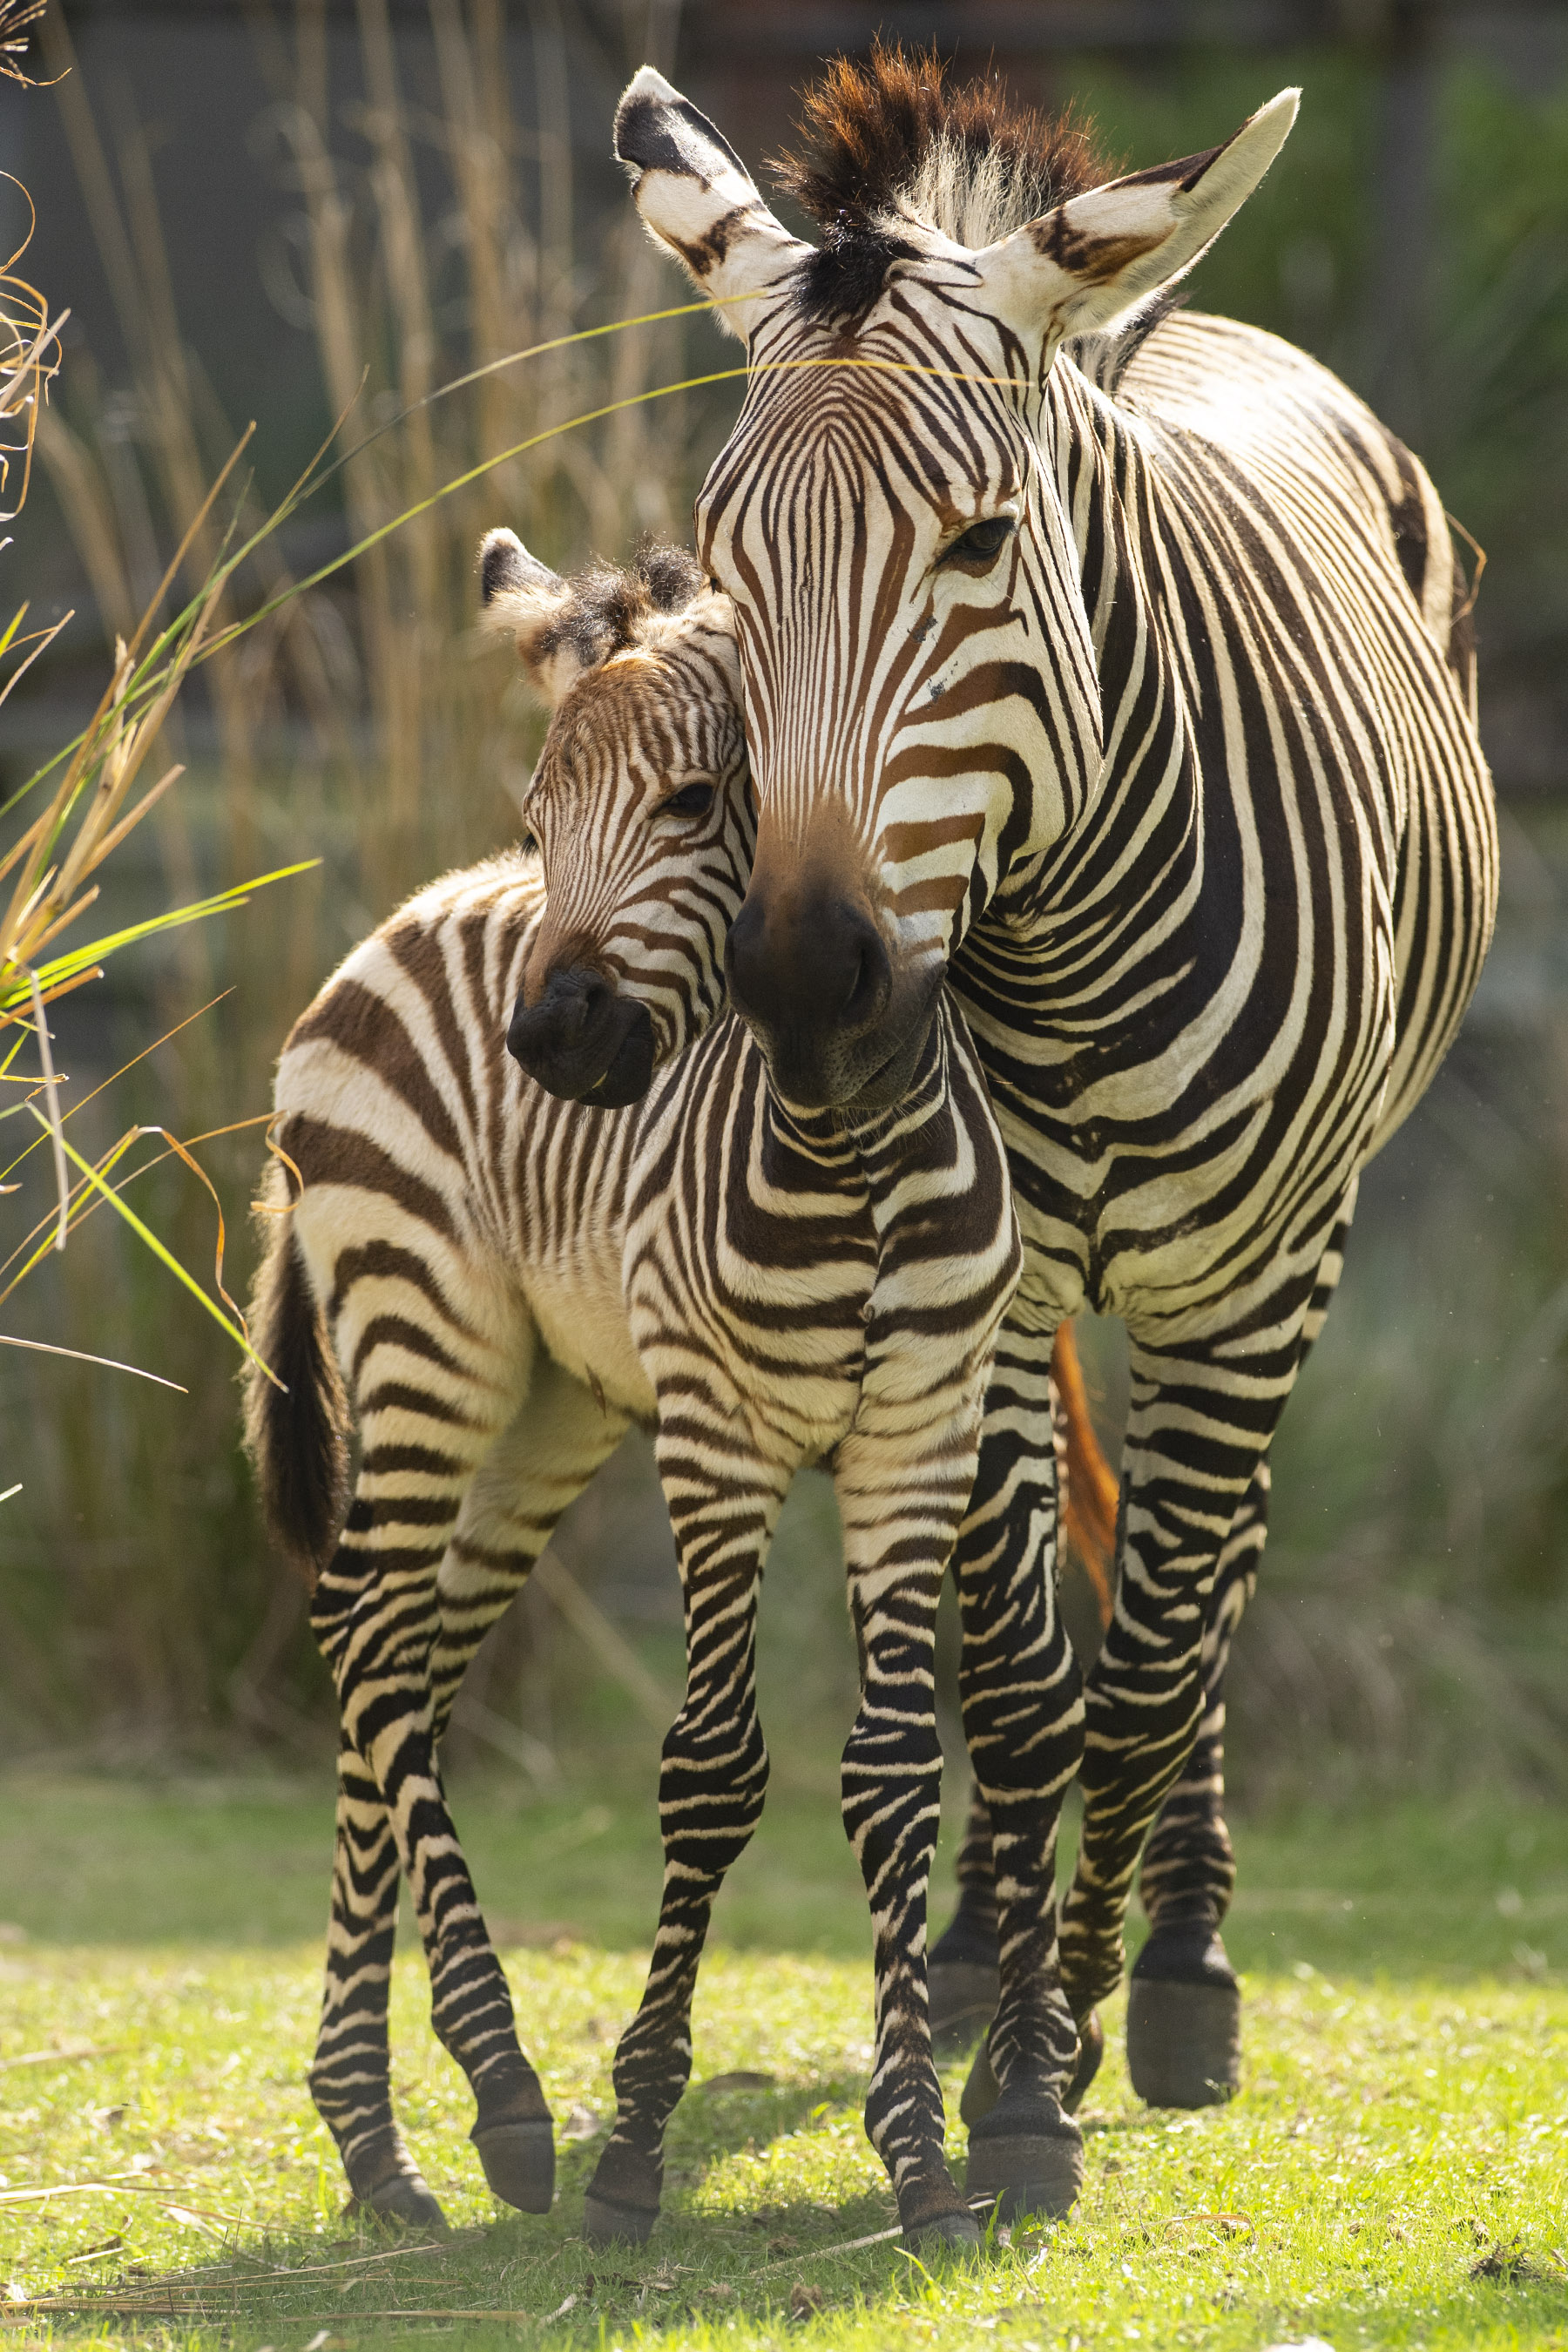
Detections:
[612, 46, 1497, 2120]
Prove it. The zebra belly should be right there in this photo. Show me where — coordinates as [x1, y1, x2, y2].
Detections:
[525, 1247, 657, 1422]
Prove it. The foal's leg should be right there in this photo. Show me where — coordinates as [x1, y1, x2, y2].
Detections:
[308, 1278, 553, 2214]
[585, 1444, 786, 2245]
[311, 1363, 624, 2221]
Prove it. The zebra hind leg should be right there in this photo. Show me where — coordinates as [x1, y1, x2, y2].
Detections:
[309, 1739, 444, 2227]
[309, 1325, 555, 2216]
[431, 1363, 629, 2207]
[584, 1463, 782, 2245]
[1123, 1467, 1264, 2108]
[1125, 1194, 1352, 2108]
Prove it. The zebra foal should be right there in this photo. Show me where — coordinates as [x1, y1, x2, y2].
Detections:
[247, 536, 1052, 2245]
[615, 44, 1498, 2126]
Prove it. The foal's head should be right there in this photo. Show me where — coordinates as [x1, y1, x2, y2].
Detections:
[481, 529, 751, 1106]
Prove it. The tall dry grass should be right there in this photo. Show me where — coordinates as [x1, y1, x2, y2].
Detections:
[2, 0, 731, 1764]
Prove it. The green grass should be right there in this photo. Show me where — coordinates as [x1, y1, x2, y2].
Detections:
[2, 1776, 1567, 2349]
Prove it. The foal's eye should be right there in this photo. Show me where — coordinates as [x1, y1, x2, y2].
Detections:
[520, 828, 539, 856]
[942, 515, 1016, 568]
[663, 781, 715, 818]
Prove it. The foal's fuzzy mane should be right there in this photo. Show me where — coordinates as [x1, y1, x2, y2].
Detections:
[772, 41, 1111, 325]
[546, 539, 706, 675]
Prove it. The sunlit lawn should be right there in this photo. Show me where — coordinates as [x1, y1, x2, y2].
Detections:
[2, 1774, 1567, 2349]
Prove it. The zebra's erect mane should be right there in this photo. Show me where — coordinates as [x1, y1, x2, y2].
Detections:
[539, 539, 706, 678]
[771, 40, 1110, 325]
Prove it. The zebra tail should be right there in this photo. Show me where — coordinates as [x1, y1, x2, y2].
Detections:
[242, 1189, 349, 1584]
[1052, 1321, 1118, 1632]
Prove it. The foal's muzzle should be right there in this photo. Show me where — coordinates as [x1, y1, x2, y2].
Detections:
[506, 966, 655, 1107]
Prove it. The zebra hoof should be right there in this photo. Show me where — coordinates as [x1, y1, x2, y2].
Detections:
[904, 2206, 983, 2251]
[1125, 1928, 1240, 2108]
[966, 2095, 1083, 2222]
[471, 2119, 555, 2213]
[583, 2191, 658, 2246]
[929, 1960, 998, 2059]
[355, 2172, 448, 2232]
[1064, 2010, 1104, 2113]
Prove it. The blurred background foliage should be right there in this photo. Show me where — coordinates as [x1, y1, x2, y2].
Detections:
[0, 0, 1565, 1833]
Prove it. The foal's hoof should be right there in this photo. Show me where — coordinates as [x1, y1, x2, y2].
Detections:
[966, 2092, 1084, 2221]
[905, 2205, 983, 2252]
[583, 2191, 658, 2246]
[1125, 1927, 1240, 2109]
[929, 1959, 999, 2059]
[353, 2172, 448, 2232]
[471, 2118, 555, 2213]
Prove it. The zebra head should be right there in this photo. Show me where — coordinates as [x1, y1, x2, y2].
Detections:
[480, 527, 751, 1106]
[615, 50, 1296, 1109]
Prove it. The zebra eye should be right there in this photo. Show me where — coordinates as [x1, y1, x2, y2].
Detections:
[663, 781, 715, 819]
[942, 515, 1016, 568]
[520, 828, 539, 856]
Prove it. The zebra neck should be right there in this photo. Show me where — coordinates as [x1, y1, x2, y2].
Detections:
[983, 361, 1201, 945]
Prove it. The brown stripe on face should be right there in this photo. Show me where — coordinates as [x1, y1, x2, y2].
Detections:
[881, 812, 984, 865]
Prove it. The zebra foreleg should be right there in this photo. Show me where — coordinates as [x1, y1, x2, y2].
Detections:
[585, 1464, 779, 2246]
[949, 1352, 1087, 2219]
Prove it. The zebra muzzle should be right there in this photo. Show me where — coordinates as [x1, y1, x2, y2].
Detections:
[507, 967, 656, 1106]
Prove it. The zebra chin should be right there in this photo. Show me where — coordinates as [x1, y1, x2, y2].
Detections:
[505, 968, 657, 1108]
[737, 967, 946, 1115]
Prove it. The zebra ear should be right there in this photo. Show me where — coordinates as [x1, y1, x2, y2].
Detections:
[614, 67, 808, 342]
[478, 528, 587, 709]
[977, 88, 1299, 352]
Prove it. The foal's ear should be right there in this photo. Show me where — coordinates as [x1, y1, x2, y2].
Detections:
[614, 67, 808, 343]
[977, 88, 1299, 357]
[478, 527, 585, 709]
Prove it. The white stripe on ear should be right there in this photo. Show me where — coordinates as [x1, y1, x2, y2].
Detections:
[978, 89, 1300, 355]
[614, 66, 809, 342]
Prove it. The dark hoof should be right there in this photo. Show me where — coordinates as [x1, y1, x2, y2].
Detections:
[471, 2118, 555, 2213]
[1126, 1977, 1240, 2106]
[905, 2206, 983, 2251]
[929, 1959, 998, 2059]
[354, 2172, 447, 2231]
[967, 2095, 1084, 2221]
[584, 2191, 657, 2245]
[1126, 1927, 1240, 2108]
[959, 2036, 999, 2129]
[1064, 2010, 1104, 2113]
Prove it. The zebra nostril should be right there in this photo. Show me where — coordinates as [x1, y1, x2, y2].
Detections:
[841, 923, 891, 1033]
